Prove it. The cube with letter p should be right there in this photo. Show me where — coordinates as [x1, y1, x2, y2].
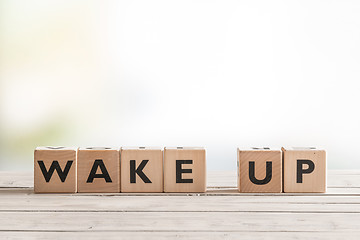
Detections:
[282, 147, 326, 193]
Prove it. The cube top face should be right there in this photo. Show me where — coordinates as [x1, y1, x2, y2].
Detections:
[36, 146, 78, 151]
[237, 148, 282, 193]
[34, 147, 77, 193]
[79, 147, 120, 151]
[121, 148, 163, 193]
[238, 147, 281, 152]
[165, 147, 204, 150]
[164, 148, 206, 193]
[282, 147, 326, 193]
[282, 147, 325, 151]
[121, 147, 162, 150]
[77, 147, 120, 193]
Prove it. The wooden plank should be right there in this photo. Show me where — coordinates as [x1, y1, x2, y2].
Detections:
[1, 196, 360, 213]
[1, 171, 360, 239]
[1, 188, 360, 202]
[1, 186, 360, 196]
[0, 231, 358, 240]
[0, 190, 360, 212]
[2, 171, 360, 188]
[0, 187, 359, 200]
[0, 172, 33, 188]
[0, 212, 359, 232]
[327, 170, 360, 175]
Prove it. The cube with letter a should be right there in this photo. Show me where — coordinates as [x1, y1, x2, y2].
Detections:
[34, 146, 77, 193]
[77, 147, 120, 193]
[164, 147, 206, 193]
[282, 147, 326, 193]
[121, 147, 163, 193]
[238, 147, 282, 193]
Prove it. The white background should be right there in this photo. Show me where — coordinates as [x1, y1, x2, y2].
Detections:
[1, 0, 360, 170]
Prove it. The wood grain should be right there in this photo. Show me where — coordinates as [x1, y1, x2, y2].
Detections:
[282, 147, 326, 193]
[34, 147, 77, 193]
[0, 212, 360, 232]
[121, 147, 163, 192]
[77, 147, 120, 193]
[0, 232, 357, 240]
[2, 195, 360, 212]
[1, 170, 360, 239]
[238, 148, 282, 193]
[164, 147, 206, 193]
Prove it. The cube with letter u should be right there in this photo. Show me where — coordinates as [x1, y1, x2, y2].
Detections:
[237, 147, 282, 193]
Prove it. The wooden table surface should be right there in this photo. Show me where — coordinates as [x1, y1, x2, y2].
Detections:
[0, 170, 360, 239]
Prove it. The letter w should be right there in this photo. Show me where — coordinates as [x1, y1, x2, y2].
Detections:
[37, 160, 73, 182]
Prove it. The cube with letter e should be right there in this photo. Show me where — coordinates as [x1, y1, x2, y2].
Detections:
[164, 147, 206, 193]
[282, 147, 326, 193]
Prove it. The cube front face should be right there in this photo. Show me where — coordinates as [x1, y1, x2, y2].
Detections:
[164, 147, 206, 193]
[238, 148, 282, 193]
[283, 147, 326, 193]
[121, 147, 163, 193]
[34, 146, 327, 194]
[77, 147, 120, 193]
[34, 147, 77, 193]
